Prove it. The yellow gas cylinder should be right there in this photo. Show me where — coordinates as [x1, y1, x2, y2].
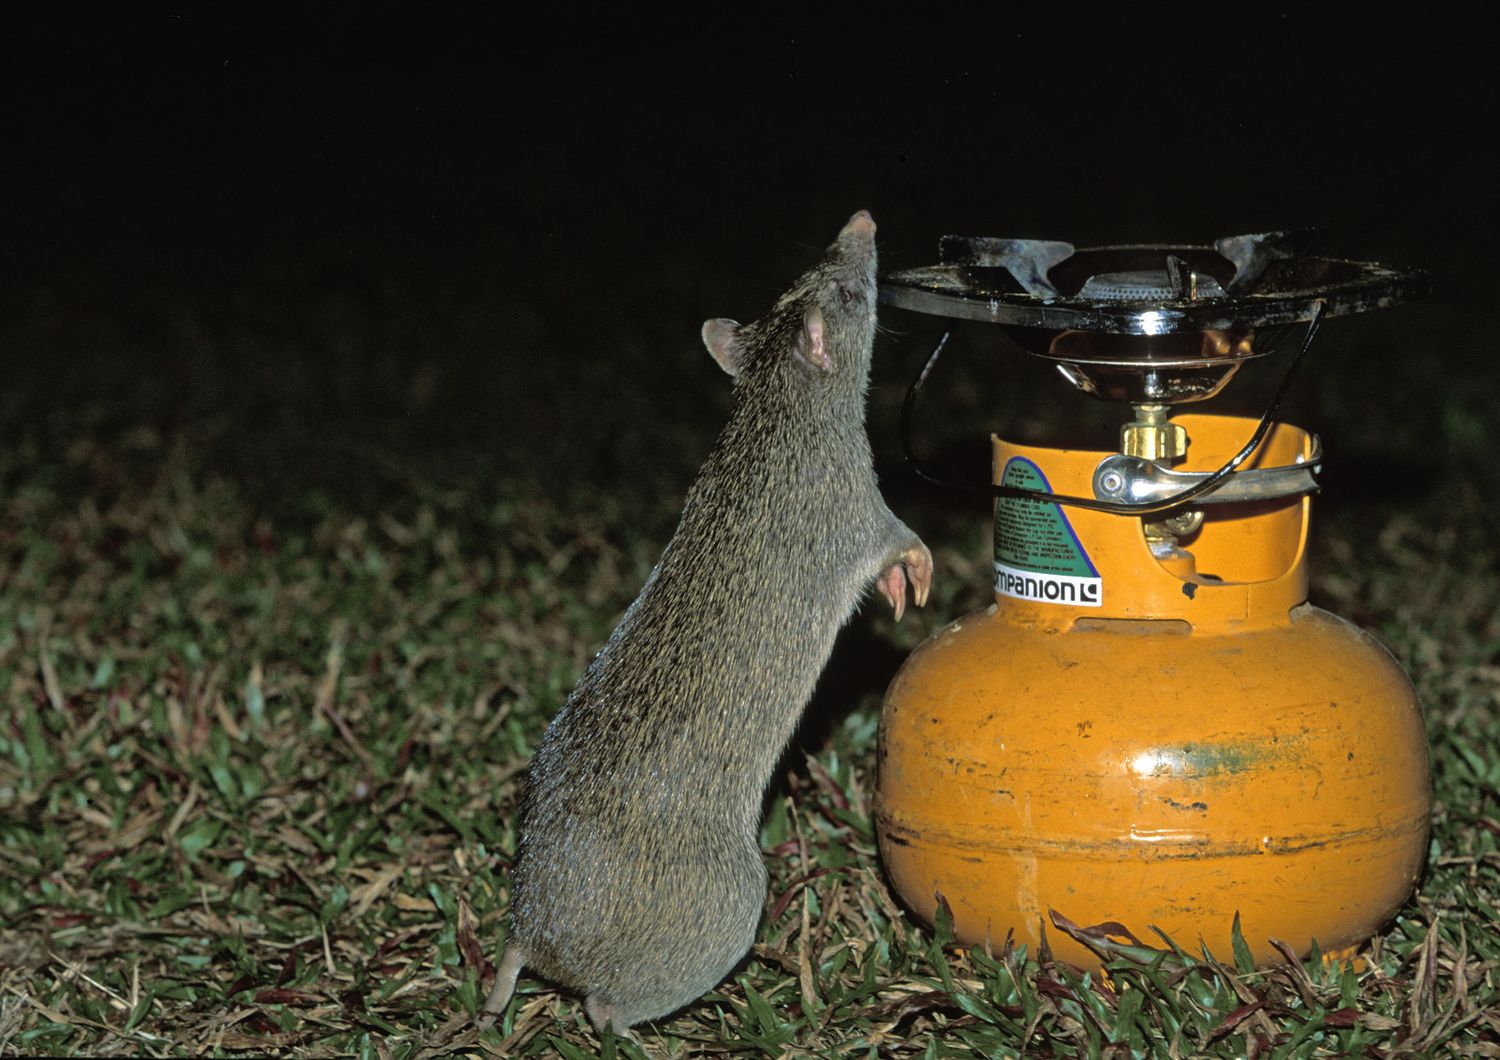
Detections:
[876, 413, 1431, 969]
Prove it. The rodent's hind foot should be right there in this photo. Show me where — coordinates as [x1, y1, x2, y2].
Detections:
[476, 944, 525, 1032]
[877, 542, 934, 621]
[585, 994, 642, 1042]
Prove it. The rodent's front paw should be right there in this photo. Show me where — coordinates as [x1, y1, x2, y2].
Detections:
[877, 542, 933, 622]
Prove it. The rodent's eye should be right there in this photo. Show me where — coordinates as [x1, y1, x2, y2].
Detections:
[837, 284, 855, 306]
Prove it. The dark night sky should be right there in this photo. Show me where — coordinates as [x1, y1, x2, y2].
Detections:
[2, 11, 1491, 509]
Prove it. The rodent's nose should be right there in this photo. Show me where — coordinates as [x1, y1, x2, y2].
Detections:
[842, 210, 876, 238]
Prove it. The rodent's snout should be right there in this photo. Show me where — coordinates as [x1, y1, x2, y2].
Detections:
[842, 210, 875, 239]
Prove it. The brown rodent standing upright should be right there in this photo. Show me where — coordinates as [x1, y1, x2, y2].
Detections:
[483, 210, 932, 1033]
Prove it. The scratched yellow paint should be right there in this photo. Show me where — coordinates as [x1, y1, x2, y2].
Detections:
[876, 416, 1431, 969]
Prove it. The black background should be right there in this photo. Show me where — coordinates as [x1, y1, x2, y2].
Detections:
[3, 10, 1491, 522]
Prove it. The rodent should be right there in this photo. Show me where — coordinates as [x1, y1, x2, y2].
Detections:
[482, 210, 932, 1034]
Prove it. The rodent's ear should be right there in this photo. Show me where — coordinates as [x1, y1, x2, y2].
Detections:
[795, 306, 831, 373]
[701, 318, 744, 377]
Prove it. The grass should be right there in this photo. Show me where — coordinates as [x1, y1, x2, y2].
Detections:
[1, 415, 1496, 1058]
[1, 246, 1498, 1056]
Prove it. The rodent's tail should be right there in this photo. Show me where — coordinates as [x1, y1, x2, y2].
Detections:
[477, 945, 524, 1029]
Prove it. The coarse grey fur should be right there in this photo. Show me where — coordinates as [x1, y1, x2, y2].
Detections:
[482, 211, 932, 1034]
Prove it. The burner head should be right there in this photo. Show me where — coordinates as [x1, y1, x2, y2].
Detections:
[1078, 269, 1226, 303]
[880, 232, 1427, 404]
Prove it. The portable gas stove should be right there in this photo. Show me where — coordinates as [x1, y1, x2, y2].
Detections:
[874, 229, 1431, 969]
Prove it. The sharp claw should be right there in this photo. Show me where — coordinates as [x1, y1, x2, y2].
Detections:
[877, 561, 908, 621]
[905, 543, 934, 610]
[879, 542, 933, 622]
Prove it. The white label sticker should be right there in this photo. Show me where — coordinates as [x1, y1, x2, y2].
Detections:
[994, 562, 1103, 607]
